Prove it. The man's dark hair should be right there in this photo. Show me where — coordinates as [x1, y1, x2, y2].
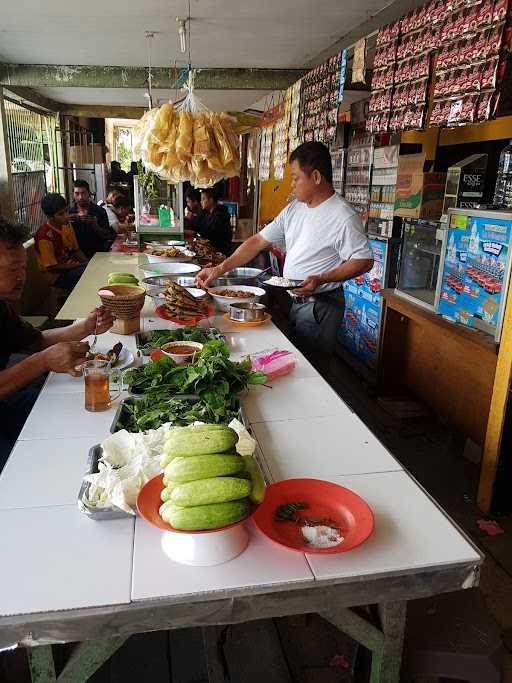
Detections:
[112, 195, 132, 210]
[0, 217, 28, 248]
[41, 193, 67, 218]
[289, 141, 333, 184]
[200, 188, 217, 202]
[73, 179, 91, 192]
[185, 188, 201, 203]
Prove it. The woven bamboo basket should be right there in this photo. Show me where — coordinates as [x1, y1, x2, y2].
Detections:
[97, 285, 146, 320]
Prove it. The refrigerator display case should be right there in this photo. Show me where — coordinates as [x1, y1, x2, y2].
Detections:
[330, 148, 345, 195]
[344, 131, 374, 229]
[134, 176, 184, 243]
[395, 219, 446, 311]
[338, 236, 400, 372]
[368, 145, 400, 238]
[437, 208, 512, 341]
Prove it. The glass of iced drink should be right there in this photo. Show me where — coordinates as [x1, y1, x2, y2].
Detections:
[82, 360, 122, 412]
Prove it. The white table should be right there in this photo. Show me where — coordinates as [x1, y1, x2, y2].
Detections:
[0, 253, 482, 683]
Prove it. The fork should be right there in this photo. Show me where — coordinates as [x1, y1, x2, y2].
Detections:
[89, 313, 99, 353]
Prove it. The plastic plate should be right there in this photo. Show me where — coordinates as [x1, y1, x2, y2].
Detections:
[252, 478, 374, 554]
[137, 474, 254, 535]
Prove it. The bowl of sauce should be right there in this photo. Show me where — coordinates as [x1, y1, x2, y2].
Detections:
[161, 341, 203, 364]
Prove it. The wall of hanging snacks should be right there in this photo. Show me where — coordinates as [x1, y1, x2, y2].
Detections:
[287, 80, 303, 154]
[344, 131, 374, 228]
[258, 125, 273, 181]
[273, 115, 289, 180]
[301, 52, 344, 144]
[367, 0, 512, 133]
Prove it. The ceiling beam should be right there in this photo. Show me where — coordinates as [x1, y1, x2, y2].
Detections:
[0, 65, 304, 91]
[60, 104, 146, 119]
[308, 0, 428, 66]
[4, 86, 62, 113]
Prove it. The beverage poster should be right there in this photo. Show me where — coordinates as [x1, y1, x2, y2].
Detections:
[437, 211, 512, 335]
[338, 238, 387, 368]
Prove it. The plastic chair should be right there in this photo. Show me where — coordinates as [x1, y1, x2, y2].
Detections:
[403, 590, 502, 683]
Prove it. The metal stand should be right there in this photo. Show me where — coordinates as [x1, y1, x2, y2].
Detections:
[27, 603, 406, 683]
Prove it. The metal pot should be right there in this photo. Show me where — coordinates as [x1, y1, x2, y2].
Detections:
[229, 302, 267, 322]
[212, 267, 263, 287]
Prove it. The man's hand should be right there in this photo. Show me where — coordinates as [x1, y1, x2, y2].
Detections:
[292, 275, 323, 297]
[83, 306, 114, 335]
[196, 265, 221, 289]
[41, 342, 90, 376]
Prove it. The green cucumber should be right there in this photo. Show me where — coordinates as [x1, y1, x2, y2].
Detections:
[170, 477, 251, 507]
[160, 499, 250, 530]
[165, 454, 244, 483]
[242, 455, 266, 504]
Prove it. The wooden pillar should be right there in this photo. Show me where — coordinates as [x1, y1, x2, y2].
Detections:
[478, 280, 512, 512]
[0, 87, 14, 219]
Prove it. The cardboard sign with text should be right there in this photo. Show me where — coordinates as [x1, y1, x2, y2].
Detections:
[394, 154, 446, 220]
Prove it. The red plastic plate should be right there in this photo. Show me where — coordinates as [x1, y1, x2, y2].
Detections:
[137, 474, 253, 535]
[252, 478, 374, 554]
[155, 304, 213, 326]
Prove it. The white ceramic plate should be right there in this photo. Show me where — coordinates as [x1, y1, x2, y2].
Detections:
[208, 285, 266, 312]
[91, 347, 134, 371]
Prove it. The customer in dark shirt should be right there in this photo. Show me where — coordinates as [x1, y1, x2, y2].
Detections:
[69, 180, 115, 258]
[0, 218, 114, 470]
[184, 188, 201, 229]
[187, 188, 232, 255]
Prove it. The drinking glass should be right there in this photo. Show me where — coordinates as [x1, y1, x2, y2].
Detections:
[82, 360, 122, 412]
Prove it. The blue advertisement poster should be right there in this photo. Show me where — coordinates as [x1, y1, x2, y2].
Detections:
[437, 211, 512, 333]
[338, 238, 387, 368]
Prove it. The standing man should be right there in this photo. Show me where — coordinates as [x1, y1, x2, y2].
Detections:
[197, 142, 373, 370]
[188, 188, 232, 255]
[0, 219, 114, 469]
[69, 180, 115, 258]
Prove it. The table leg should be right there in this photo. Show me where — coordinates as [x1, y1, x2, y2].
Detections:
[322, 600, 406, 683]
[27, 645, 57, 683]
[27, 637, 128, 683]
[370, 601, 407, 683]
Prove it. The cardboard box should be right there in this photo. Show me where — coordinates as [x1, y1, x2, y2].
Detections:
[394, 154, 446, 220]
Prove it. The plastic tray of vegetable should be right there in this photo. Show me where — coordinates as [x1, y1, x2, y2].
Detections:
[78, 444, 136, 520]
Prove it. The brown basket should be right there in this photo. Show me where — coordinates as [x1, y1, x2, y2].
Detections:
[97, 285, 146, 320]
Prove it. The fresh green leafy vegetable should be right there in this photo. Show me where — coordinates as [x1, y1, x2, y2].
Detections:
[120, 340, 267, 432]
[124, 339, 267, 396]
[137, 327, 223, 354]
[117, 396, 241, 432]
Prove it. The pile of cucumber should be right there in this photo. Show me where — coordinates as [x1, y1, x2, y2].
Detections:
[107, 272, 140, 286]
[159, 425, 265, 531]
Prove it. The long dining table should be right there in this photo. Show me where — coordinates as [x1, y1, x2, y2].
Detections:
[0, 252, 482, 683]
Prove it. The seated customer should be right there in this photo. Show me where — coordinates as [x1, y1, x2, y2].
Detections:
[35, 193, 88, 291]
[187, 188, 232, 255]
[104, 195, 135, 235]
[69, 180, 115, 258]
[0, 219, 114, 470]
[97, 189, 122, 208]
[184, 188, 201, 229]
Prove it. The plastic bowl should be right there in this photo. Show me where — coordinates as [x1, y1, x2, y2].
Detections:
[208, 285, 266, 312]
[161, 341, 203, 364]
[141, 262, 201, 279]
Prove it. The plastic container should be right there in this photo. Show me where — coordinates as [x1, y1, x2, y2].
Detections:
[250, 348, 296, 381]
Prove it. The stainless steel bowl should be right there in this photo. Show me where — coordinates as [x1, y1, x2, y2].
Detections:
[142, 275, 173, 296]
[212, 267, 263, 286]
[175, 276, 198, 288]
[229, 302, 267, 322]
